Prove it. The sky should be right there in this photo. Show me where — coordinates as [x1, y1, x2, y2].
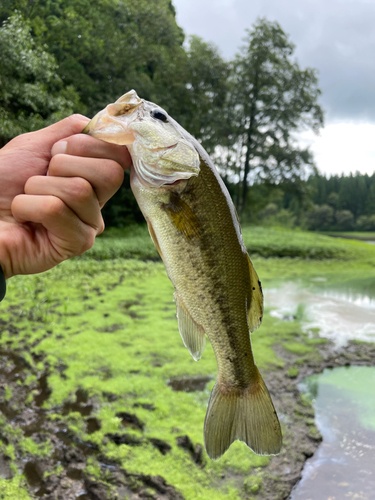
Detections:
[172, 0, 375, 177]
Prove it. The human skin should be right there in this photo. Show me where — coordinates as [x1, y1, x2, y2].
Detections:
[0, 114, 131, 279]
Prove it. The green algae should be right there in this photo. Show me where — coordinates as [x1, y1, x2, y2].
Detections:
[0, 228, 375, 499]
[0, 477, 32, 500]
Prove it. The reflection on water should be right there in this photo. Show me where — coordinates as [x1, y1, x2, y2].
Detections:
[290, 366, 375, 500]
[265, 278, 375, 346]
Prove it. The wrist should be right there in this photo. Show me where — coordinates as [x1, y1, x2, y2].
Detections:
[0, 262, 6, 302]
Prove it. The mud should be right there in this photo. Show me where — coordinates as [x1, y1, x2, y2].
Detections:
[167, 375, 213, 392]
[0, 322, 185, 500]
[0, 315, 374, 500]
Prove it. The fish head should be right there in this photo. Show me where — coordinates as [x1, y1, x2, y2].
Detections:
[84, 90, 200, 187]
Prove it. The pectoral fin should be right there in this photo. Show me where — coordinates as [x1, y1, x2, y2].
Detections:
[246, 253, 264, 332]
[162, 193, 202, 241]
[146, 219, 163, 261]
[175, 293, 206, 361]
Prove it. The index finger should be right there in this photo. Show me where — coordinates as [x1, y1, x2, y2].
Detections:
[51, 134, 132, 171]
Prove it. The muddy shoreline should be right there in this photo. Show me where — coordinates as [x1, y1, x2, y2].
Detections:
[261, 338, 375, 500]
[1, 313, 374, 499]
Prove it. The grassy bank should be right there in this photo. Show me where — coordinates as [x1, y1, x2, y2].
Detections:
[89, 225, 375, 261]
[1, 227, 375, 499]
[322, 231, 375, 241]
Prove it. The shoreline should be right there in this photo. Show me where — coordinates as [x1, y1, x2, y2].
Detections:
[260, 338, 375, 500]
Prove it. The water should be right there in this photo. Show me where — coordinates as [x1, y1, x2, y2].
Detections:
[290, 366, 375, 500]
[265, 277, 375, 346]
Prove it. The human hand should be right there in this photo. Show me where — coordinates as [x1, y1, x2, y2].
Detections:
[0, 114, 131, 279]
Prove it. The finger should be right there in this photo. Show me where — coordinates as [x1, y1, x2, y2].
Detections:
[24, 176, 104, 234]
[5, 115, 90, 160]
[52, 134, 132, 171]
[11, 194, 97, 259]
[48, 154, 124, 207]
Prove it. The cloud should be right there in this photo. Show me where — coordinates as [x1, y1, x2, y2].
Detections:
[173, 0, 375, 122]
[299, 122, 375, 176]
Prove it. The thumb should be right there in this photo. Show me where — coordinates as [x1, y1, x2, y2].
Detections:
[36, 114, 91, 149]
[18, 115, 91, 156]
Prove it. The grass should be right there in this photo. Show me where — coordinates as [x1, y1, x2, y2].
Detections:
[84, 225, 375, 262]
[1, 226, 375, 498]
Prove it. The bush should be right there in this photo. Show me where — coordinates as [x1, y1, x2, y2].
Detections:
[304, 204, 334, 231]
[335, 210, 354, 231]
[356, 215, 375, 231]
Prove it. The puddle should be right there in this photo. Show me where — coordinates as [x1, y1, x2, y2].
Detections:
[290, 366, 375, 500]
[266, 277, 375, 346]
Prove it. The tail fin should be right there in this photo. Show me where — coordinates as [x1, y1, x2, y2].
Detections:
[204, 368, 282, 459]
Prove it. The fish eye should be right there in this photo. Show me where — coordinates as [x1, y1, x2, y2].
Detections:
[151, 109, 168, 122]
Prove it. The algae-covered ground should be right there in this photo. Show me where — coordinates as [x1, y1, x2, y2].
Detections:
[1, 227, 375, 500]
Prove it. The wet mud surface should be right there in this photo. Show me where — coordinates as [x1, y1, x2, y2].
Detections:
[0, 320, 186, 500]
[1, 314, 374, 500]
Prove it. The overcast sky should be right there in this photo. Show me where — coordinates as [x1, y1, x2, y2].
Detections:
[173, 0, 375, 177]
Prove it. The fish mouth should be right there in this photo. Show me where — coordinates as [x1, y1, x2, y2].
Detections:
[163, 179, 183, 186]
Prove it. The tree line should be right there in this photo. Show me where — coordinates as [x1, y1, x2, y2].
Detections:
[243, 172, 375, 232]
[0, 1, 325, 225]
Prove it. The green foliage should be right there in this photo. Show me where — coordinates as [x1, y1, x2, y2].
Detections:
[0, 0, 229, 153]
[227, 18, 323, 213]
[304, 204, 334, 231]
[176, 36, 230, 153]
[301, 172, 375, 231]
[0, 13, 81, 143]
[75, 225, 375, 262]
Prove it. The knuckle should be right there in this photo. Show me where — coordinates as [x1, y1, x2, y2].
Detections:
[78, 229, 96, 255]
[43, 196, 66, 219]
[103, 160, 124, 189]
[97, 217, 105, 235]
[70, 177, 93, 202]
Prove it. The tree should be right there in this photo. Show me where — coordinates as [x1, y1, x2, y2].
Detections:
[335, 210, 354, 231]
[305, 205, 334, 231]
[174, 36, 230, 153]
[0, 13, 80, 145]
[0, 0, 186, 117]
[229, 18, 324, 215]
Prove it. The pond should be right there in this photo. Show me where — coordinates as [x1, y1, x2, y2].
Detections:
[265, 276, 375, 346]
[290, 366, 375, 500]
[265, 276, 375, 500]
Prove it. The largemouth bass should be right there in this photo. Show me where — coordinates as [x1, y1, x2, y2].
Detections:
[84, 90, 282, 459]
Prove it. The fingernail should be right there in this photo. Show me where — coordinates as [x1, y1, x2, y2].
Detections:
[51, 140, 67, 156]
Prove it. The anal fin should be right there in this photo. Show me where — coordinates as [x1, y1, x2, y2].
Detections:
[175, 293, 206, 361]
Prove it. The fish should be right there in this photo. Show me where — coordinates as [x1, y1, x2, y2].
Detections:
[83, 90, 282, 459]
